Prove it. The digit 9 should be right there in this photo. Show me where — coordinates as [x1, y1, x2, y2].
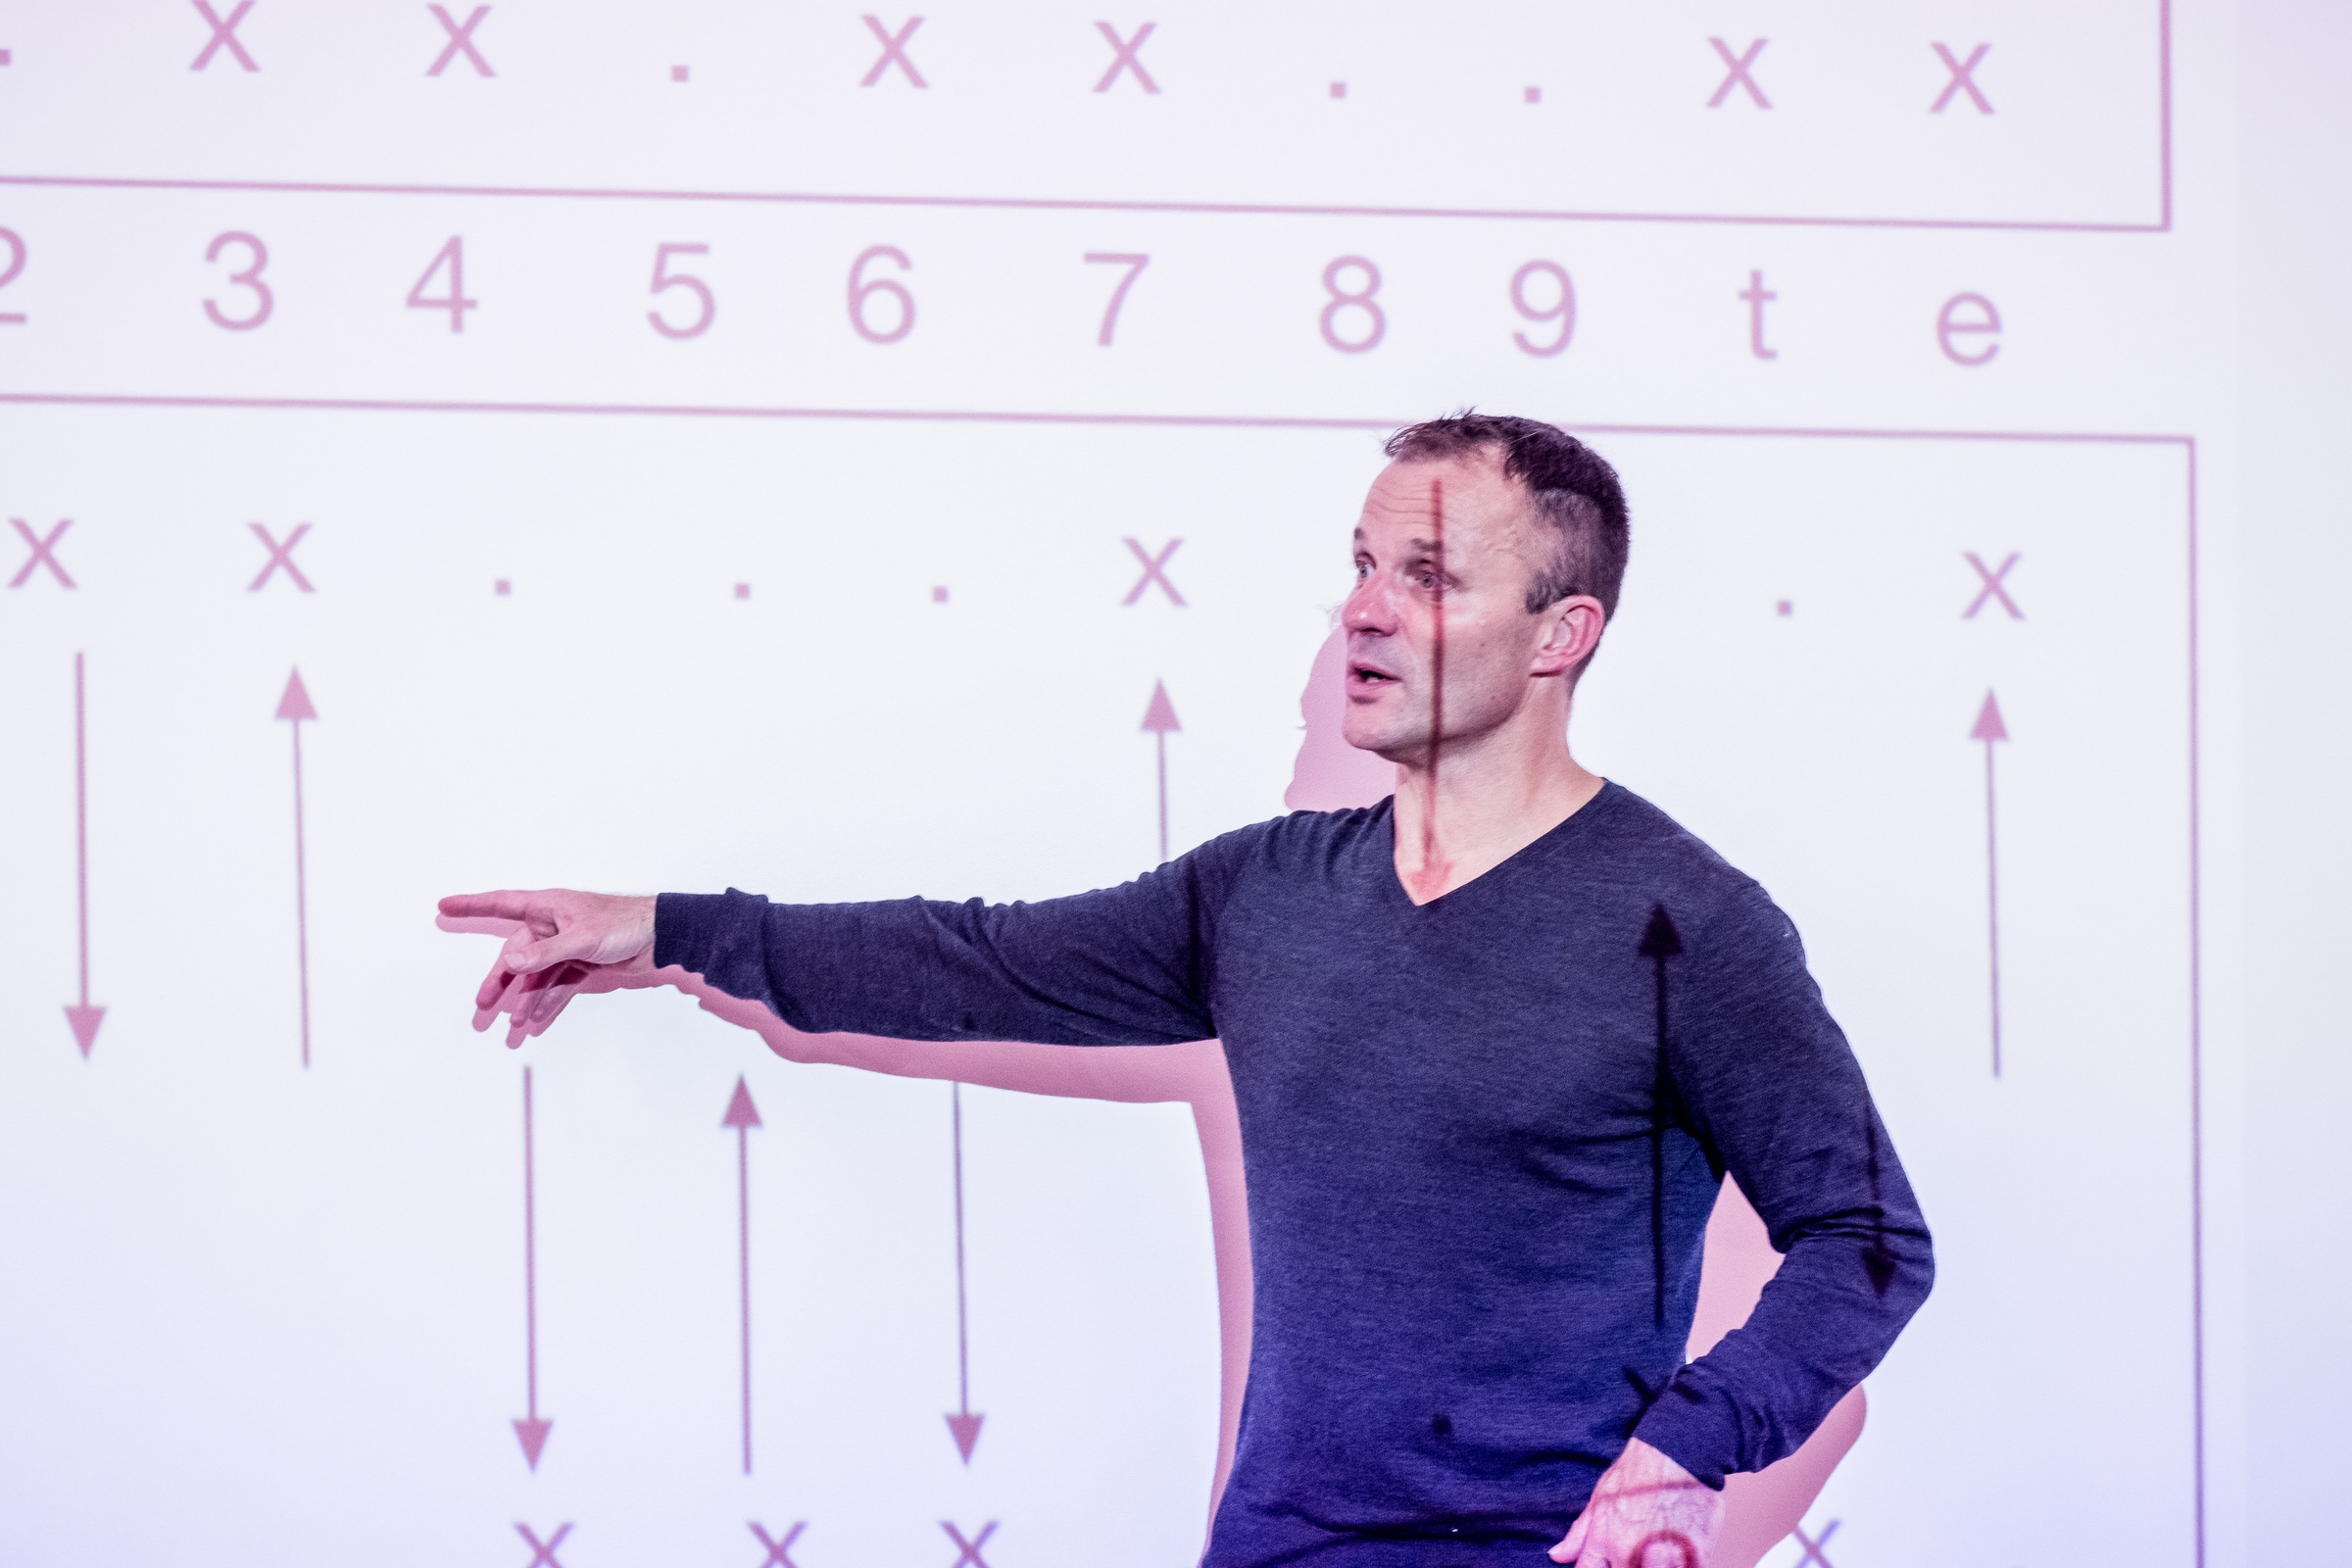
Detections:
[1509, 261, 1576, 358]
[0, 227, 26, 324]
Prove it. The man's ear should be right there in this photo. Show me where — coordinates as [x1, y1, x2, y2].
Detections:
[1533, 595, 1606, 676]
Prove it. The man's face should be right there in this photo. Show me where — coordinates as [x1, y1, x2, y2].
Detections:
[1341, 454, 1579, 761]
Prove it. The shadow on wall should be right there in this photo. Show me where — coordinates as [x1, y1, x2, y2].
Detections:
[581, 627, 1861, 1561]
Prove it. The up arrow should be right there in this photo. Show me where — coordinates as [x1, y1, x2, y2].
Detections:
[1636, 903, 1683, 1327]
[275, 667, 318, 1068]
[1141, 680, 1181, 863]
[723, 1076, 763, 1475]
[1972, 690, 2009, 1077]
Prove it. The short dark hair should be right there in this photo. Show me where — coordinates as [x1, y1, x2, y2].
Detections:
[1382, 414, 1630, 617]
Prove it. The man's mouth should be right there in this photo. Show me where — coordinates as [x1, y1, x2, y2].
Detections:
[1348, 662, 1400, 688]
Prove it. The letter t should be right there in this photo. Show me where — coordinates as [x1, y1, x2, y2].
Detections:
[1740, 270, 1779, 361]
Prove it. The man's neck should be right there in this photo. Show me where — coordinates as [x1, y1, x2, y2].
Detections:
[1391, 720, 1603, 906]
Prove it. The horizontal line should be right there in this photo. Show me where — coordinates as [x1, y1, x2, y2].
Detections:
[1565, 421, 2192, 446]
[0, 172, 2167, 234]
[0, 389, 2193, 447]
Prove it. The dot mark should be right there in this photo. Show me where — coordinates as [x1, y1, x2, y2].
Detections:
[1524, 85, 1542, 104]
[734, 582, 751, 600]
[494, 577, 512, 597]
[932, 585, 950, 604]
[1329, 80, 1347, 99]
[670, 64, 689, 82]
[1776, 600, 1793, 616]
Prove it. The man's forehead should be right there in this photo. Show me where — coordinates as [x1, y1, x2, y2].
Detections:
[1365, 452, 1517, 506]
[1353, 524, 1445, 553]
[1358, 458, 1533, 541]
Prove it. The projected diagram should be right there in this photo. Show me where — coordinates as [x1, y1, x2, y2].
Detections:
[0, 7, 2204, 1568]
[6, 412, 2202, 1568]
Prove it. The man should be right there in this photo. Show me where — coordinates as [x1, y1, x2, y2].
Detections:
[444, 415, 1933, 1568]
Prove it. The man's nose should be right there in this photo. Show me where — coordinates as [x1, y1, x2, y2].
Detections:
[1343, 574, 1398, 633]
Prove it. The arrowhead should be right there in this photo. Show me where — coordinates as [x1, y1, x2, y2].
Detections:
[946, 1411, 985, 1464]
[721, 1075, 762, 1130]
[1637, 904, 1683, 959]
[1971, 690, 2008, 743]
[275, 667, 317, 722]
[64, 1004, 105, 1058]
[513, 1416, 552, 1469]
[1140, 680, 1180, 734]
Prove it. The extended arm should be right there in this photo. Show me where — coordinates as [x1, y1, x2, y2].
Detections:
[652, 864, 1219, 1046]
[442, 851, 1229, 1050]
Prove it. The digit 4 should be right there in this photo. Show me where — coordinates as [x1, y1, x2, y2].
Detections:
[408, 236, 478, 333]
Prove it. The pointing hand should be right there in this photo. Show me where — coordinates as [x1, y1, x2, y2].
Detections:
[438, 889, 660, 1048]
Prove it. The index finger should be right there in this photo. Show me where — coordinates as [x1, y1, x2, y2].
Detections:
[439, 891, 538, 921]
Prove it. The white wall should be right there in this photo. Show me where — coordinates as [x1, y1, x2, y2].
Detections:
[2234, 4, 2351, 1563]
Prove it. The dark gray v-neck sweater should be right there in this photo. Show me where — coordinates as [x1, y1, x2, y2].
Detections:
[656, 783, 1933, 1567]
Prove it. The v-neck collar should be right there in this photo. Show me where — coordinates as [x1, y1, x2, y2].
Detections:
[1377, 780, 1622, 911]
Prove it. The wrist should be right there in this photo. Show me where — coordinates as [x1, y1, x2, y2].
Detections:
[624, 895, 659, 956]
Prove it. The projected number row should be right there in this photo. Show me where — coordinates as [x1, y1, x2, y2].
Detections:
[0, 225, 1580, 359]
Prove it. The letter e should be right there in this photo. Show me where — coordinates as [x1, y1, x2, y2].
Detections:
[1937, 293, 2001, 367]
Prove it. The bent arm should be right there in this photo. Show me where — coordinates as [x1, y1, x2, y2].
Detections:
[1633, 885, 1936, 1486]
[655, 857, 1224, 1048]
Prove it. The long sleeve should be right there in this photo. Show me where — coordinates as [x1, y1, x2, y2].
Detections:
[1632, 882, 1936, 1486]
[653, 847, 1237, 1047]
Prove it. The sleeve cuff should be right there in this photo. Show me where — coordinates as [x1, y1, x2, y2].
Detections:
[1630, 1381, 1735, 1491]
[654, 890, 741, 975]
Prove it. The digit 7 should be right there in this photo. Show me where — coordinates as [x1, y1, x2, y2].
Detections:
[407, 236, 477, 333]
[1083, 253, 1149, 346]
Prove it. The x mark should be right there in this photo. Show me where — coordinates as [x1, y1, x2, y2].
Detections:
[859, 15, 927, 87]
[427, 4, 494, 76]
[1094, 22, 1159, 93]
[1792, 1518, 1840, 1568]
[9, 517, 75, 589]
[1962, 551, 2023, 619]
[190, 0, 258, 72]
[250, 522, 316, 593]
[1120, 536, 1185, 606]
[751, 1521, 807, 1568]
[1706, 36, 1769, 109]
[1931, 42, 1993, 114]
[942, 1520, 997, 1568]
[514, 1522, 570, 1568]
